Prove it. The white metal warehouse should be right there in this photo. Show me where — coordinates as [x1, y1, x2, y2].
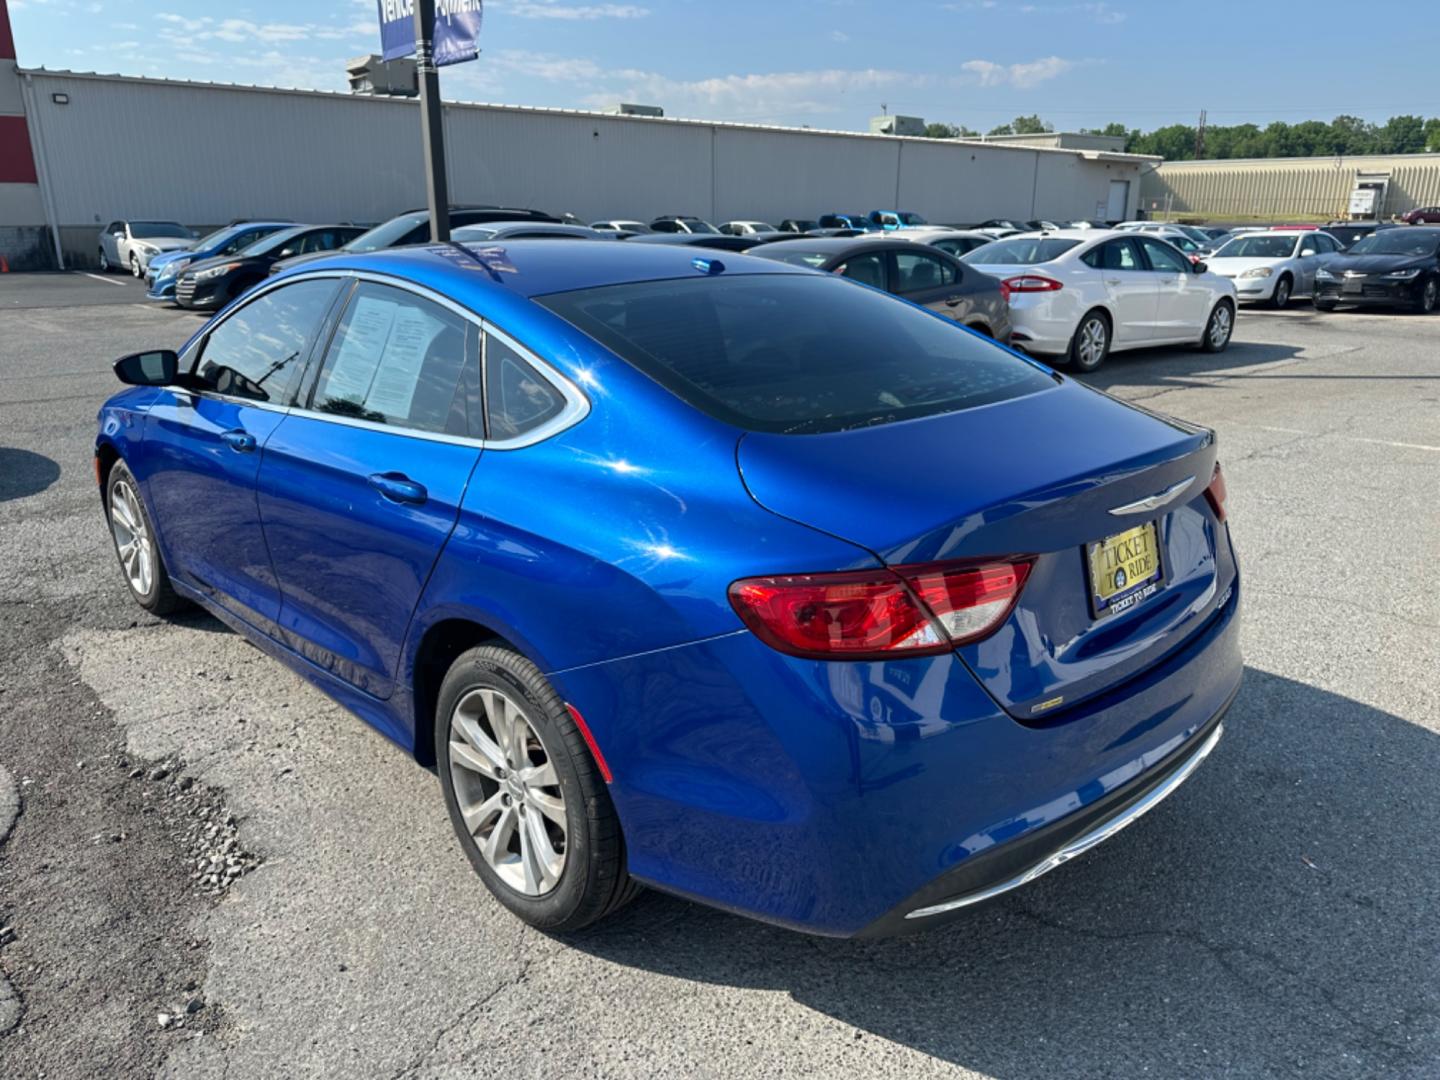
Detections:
[0, 64, 1159, 269]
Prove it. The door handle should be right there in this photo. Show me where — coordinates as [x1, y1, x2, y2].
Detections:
[1105, 277, 1123, 286]
[220, 429, 256, 453]
[367, 472, 428, 506]
[943, 295, 964, 307]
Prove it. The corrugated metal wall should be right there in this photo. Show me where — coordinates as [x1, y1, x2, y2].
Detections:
[1141, 154, 1440, 220]
[18, 69, 1148, 231]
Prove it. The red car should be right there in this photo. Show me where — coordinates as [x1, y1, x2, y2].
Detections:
[1401, 206, 1440, 225]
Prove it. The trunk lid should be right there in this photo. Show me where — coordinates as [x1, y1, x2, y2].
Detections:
[737, 379, 1232, 719]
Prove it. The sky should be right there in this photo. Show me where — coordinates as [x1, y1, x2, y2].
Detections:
[8, 0, 1440, 134]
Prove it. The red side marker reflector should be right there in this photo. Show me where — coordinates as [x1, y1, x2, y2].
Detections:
[566, 703, 613, 783]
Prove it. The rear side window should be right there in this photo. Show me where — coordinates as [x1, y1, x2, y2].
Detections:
[484, 334, 566, 441]
[310, 282, 472, 436]
[965, 237, 1081, 265]
[893, 251, 956, 292]
[537, 273, 1055, 434]
[195, 278, 339, 402]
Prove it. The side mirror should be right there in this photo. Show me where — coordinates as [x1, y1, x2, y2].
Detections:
[113, 349, 179, 386]
[1301, 248, 1317, 257]
[1191, 261, 1207, 274]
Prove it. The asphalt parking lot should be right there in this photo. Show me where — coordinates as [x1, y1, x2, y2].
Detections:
[0, 272, 1437, 1079]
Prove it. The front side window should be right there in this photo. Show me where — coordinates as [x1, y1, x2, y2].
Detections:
[311, 283, 472, 435]
[1139, 238, 1190, 273]
[893, 251, 956, 293]
[195, 279, 339, 402]
[218, 227, 281, 256]
[536, 273, 1055, 434]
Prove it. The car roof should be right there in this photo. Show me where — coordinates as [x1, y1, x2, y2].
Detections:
[281, 239, 811, 302]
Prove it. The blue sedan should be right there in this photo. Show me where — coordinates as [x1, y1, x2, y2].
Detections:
[145, 221, 292, 300]
[95, 241, 1241, 936]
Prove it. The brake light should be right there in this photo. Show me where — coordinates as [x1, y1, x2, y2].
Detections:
[729, 560, 1032, 660]
[1204, 462, 1228, 523]
[1003, 275, 1064, 293]
[901, 562, 1033, 646]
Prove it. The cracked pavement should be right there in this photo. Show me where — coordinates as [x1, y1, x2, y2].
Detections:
[0, 274, 1437, 1078]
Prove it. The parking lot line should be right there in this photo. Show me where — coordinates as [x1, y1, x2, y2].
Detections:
[79, 272, 125, 286]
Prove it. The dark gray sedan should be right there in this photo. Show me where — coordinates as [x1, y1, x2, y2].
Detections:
[751, 238, 1012, 343]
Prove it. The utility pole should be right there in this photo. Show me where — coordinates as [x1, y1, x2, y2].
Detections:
[412, 0, 451, 243]
[1194, 109, 1207, 160]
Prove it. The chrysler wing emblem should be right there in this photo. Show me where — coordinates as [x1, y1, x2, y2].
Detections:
[1108, 476, 1196, 516]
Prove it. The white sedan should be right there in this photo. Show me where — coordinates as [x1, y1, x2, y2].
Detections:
[1203, 229, 1342, 308]
[963, 229, 1238, 372]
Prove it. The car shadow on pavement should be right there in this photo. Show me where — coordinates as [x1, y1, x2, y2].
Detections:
[0, 447, 62, 502]
[1081, 341, 1304, 394]
[565, 668, 1439, 1077]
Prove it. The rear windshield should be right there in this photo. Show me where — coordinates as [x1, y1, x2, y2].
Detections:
[536, 274, 1055, 434]
[346, 213, 425, 253]
[965, 237, 1081, 265]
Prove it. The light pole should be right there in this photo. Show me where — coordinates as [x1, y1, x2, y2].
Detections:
[411, 0, 451, 243]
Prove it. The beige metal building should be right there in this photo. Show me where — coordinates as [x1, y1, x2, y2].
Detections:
[1141, 153, 1440, 221]
[0, 65, 1159, 269]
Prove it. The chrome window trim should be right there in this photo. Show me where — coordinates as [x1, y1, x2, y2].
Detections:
[182, 268, 590, 451]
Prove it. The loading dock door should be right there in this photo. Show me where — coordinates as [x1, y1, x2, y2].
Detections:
[1106, 180, 1130, 221]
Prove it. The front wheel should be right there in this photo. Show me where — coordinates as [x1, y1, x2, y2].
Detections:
[1199, 301, 1234, 353]
[436, 645, 639, 931]
[1416, 277, 1439, 314]
[129, 253, 142, 278]
[1270, 275, 1292, 309]
[1067, 311, 1111, 373]
[107, 461, 186, 615]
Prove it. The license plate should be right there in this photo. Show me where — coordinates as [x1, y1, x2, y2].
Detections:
[1087, 522, 1163, 617]
[1343, 277, 1363, 294]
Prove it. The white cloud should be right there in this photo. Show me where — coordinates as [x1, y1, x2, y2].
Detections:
[495, 1, 649, 18]
[962, 55, 1071, 88]
[830, 30, 850, 42]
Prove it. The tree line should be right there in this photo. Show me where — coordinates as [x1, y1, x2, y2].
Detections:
[922, 114, 1440, 159]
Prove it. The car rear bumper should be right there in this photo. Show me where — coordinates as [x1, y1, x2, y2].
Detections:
[855, 696, 1230, 936]
[553, 558, 1243, 936]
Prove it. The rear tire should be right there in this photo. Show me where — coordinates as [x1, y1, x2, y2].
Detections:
[106, 461, 186, 615]
[1067, 310, 1111, 373]
[1199, 300, 1234, 353]
[435, 645, 639, 932]
[98, 249, 110, 272]
[1269, 275, 1292, 309]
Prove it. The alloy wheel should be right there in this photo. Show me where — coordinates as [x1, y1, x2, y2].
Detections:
[130, 254, 142, 278]
[98, 250, 109, 272]
[1209, 304, 1233, 348]
[109, 479, 154, 596]
[448, 687, 567, 896]
[1274, 279, 1290, 307]
[1077, 317, 1107, 368]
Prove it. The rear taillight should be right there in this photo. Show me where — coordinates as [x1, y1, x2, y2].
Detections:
[1204, 462, 1228, 523]
[729, 560, 1032, 660]
[1003, 275, 1064, 294]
